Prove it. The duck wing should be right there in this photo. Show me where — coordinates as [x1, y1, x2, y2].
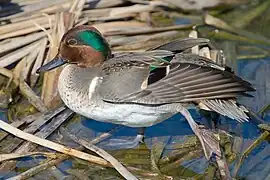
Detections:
[99, 53, 254, 105]
[98, 52, 171, 101]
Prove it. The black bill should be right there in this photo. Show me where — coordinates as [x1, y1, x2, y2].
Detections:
[36, 57, 66, 73]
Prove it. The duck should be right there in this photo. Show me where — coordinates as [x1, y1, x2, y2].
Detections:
[37, 25, 255, 159]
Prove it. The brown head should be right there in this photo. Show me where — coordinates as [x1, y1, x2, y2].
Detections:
[37, 25, 112, 72]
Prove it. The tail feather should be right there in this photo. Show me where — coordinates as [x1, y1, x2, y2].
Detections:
[199, 99, 249, 122]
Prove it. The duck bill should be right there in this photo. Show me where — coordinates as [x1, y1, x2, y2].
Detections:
[36, 57, 66, 73]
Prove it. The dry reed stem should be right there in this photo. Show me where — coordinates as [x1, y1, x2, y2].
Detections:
[0, 119, 109, 166]
[0, 120, 33, 142]
[0, 40, 40, 67]
[5, 13, 44, 24]
[93, 21, 148, 34]
[82, 4, 157, 19]
[0, 67, 19, 87]
[13, 56, 27, 81]
[19, 78, 48, 112]
[0, 32, 46, 54]
[104, 24, 193, 36]
[0, 0, 69, 21]
[30, 38, 48, 87]
[83, 14, 133, 22]
[7, 125, 122, 180]
[0, 107, 69, 159]
[0, 107, 65, 142]
[23, 48, 40, 81]
[6, 155, 67, 180]
[0, 23, 51, 40]
[74, 0, 87, 23]
[76, 18, 90, 26]
[0, 152, 57, 162]
[0, 15, 55, 35]
[63, 128, 138, 180]
[93, 0, 127, 8]
[39, 1, 72, 15]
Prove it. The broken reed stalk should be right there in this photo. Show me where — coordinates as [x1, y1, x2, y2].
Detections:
[0, 23, 51, 40]
[7, 125, 122, 180]
[0, 32, 46, 54]
[81, 3, 157, 20]
[63, 128, 138, 180]
[0, 119, 109, 166]
[30, 38, 48, 87]
[0, 0, 70, 21]
[0, 107, 66, 142]
[0, 15, 55, 35]
[0, 152, 57, 162]
[104, 24, 193, 36]
[0, 108, 73, 171]
[0, 40, 41, 68]
[6, 155, 67, 180]
[23, 48, 40, 80]
[0, 67, 19, 87]
[19, 78, 48, 112]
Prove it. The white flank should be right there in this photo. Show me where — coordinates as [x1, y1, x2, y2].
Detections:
[166, 65, 170, 76]
[89, 76, 102, 100]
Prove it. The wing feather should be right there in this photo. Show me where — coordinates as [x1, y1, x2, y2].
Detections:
[99, 52, 254, 107]
[110, 54, 254, 104]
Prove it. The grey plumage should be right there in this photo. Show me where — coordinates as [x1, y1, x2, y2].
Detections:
[200, 99, 249, 122]
[100, 54, 254, 102]
[99, 53, 254, 121]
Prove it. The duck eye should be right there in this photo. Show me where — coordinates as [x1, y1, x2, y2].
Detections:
[67, 39, 77, 45]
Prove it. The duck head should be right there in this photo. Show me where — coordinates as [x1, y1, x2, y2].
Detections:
[37, 25, 111, 72]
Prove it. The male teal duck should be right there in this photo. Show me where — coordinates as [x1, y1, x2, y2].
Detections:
[38, 25, 255, 159]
